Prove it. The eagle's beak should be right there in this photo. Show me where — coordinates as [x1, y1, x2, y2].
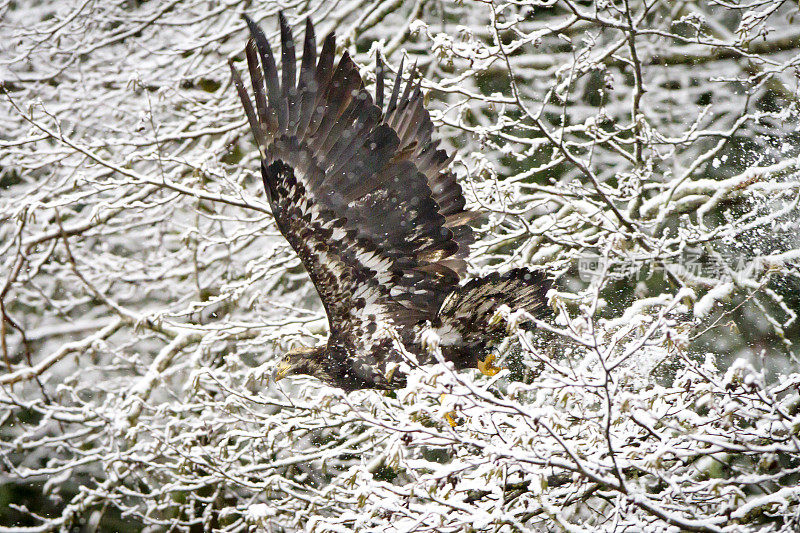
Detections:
[272, 360, 292, 382]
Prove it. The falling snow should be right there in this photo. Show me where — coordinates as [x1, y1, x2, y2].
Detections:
[1, 1, 800, 532]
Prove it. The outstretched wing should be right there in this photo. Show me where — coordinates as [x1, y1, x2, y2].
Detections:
[375, 53, 476, 275]
[229, 14, 474, 353]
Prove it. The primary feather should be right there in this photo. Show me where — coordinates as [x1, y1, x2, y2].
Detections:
[230, 14, 550, 390]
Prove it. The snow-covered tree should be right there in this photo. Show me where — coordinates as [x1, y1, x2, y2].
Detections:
[2, 0, 799, 531]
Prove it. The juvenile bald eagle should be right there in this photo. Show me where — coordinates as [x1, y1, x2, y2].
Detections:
[229, 13, 551, 391]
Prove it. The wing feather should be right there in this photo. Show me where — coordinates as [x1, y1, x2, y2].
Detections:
[377, 58, 477, 265]
[294, 18, 317, 137]
[278, 13, 296, 128]
[243, 15, 284, 132]
[229, 54, 269, 162]
[385, 55, 403, 115]
[231, 15, 476, 356]
[375, 52, 385, 111]
[311, 53, 361, 151]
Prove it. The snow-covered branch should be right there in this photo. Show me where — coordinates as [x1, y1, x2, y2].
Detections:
[1, 0, 799, 531]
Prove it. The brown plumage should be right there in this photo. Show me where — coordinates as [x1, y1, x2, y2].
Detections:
[229, 13, 551, 390]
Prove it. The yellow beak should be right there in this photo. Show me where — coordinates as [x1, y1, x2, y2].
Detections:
[272, 360, 293, 382]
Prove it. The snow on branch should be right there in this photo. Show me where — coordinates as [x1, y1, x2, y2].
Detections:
[1, 0, 799, 531]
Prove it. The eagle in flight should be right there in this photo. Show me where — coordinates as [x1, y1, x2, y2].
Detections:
[229, 13, 551, 391]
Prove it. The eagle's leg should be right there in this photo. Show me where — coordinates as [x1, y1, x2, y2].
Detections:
[477, 353, 504, 377]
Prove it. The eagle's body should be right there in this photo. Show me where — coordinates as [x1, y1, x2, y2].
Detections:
[230, 14, 550, 390]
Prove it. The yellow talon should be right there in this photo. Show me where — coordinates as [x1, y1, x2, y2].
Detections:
[477, 354, 504, 377]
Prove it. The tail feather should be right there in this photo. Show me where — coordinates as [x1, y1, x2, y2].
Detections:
[438, 268, 551, 335]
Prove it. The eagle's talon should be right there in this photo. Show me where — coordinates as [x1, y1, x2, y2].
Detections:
[477, 354, 504, 377]
[444, 411, 460, 427]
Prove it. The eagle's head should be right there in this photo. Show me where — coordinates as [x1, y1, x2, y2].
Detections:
[272, 343, 405, 391]
[272, 345, 329, 383]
